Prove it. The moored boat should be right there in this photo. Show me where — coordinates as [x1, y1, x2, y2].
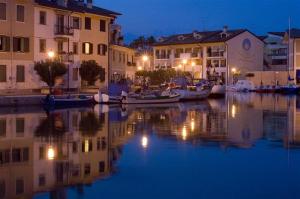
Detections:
[173, 85, 211, 101]
[280, 84, 300, 94]
[210, 84, 226, 97]
[43, 95, 94, 108]
[120, 90, 181, 104]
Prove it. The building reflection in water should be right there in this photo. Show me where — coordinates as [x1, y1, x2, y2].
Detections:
[0, 93, 300, 198]
[0, 106, 134, 199]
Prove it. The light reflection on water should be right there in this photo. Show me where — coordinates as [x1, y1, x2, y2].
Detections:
[0, 93, 299, 199]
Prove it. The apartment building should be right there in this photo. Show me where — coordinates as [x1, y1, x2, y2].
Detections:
[109, 24, 136, 81]
[288, 29, 300, 83]
[153, 27, 264, 85]
[262, 32, 288, 71]
[0, 0, 120, 93]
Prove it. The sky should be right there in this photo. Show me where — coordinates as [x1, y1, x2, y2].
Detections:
[94, 0, 300, 43]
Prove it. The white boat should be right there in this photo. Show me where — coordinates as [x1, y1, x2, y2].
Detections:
[94, 91, 121, 104]
[121, 90, 181, 104]
[173, 85, 211, 101]
[210, 84, 226, 97]
[227, 80, 255, 92]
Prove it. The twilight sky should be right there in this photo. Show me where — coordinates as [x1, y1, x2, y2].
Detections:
[95, 0, 300, 43]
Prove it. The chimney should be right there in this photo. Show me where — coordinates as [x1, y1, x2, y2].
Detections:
[87, 0, 93, 9]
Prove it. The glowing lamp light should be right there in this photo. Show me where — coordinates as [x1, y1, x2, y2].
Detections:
[142, 55, 149, 62]
[84, 139, 89, 153]
[47, 50, 55, 59]
[182, 59, 188, 65]
[178, 64, 182, 69]
[182, 125, 187, 140]
[231, 105, 236, 118]
[191, 119, 195, 132]
[231, 68, 237, 73]
[191, 62, 196, 67]
[47, 146, 55, 160]
[137, 66, 143, 71]
[141, 136, 148, 148]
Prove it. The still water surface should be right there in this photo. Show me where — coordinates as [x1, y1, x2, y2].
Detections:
[1, 93, 300, 199]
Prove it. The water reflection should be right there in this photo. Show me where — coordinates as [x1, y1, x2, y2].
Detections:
[0, 93, 299, 198]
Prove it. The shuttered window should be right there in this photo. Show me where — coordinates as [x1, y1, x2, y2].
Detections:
[16, 65, 25, 82]
[73, 68, 78, 81]
[13, 37, 29, 53]
[0, 3, 6, 20]
[16, 118, 25, 134]
[100, 20, 106, 32]
[0, 36, 10, 52]
[97, 44, 107, 56]
[85, 17, 91, 30]
[0, 65, 6, 82]
[0, 119, 6, 137]
[82, 42, 93, 54]
[16, 5, 25, 22]
[39, 39, 46, 53]
[39, 11, 46, 25]
[72, 17, 80, 29]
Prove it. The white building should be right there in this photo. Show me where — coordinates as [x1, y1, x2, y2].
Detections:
[153, 27, 264, 85]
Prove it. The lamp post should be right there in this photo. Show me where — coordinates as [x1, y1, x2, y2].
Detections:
[142, 55, 149, 71]
[47, 50, 55, 94]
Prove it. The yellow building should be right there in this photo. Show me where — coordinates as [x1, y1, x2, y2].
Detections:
[0, 0, 120, 93]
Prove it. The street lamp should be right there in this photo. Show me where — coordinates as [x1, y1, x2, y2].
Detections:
[47, 50, 55, 60]
[137, 66, 143, 71]
[142, 55, 149, 70]
[47, 50, 55, 94]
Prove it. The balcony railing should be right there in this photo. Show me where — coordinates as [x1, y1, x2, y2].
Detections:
[54, 25, 74, 36]
[58, 52, 74, 63]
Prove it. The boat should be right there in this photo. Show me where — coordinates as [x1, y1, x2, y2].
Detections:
[254, 85, 281, 93]
[280, 84, 300, 94]
[120, 89, 181, 104]
[210, 84, 226, 97]
[227, 80, 255, 92]
[173, 85, 211, 101]
[43, 95, 94, 108]
[94, 91, 121, 104]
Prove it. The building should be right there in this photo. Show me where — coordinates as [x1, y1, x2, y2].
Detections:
[262, 32, 288, 71]
[153, 26, 264, 85]
[109, 24, 136, 81]
[0, 0, 120, 93]
[287, 29, 300, 83]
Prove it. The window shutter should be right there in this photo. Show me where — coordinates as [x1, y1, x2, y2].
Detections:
[24, 38, 29, 52]
[104, 45, 107, 55]
[5, 36, 10, 51]
[90, 43, 93, 54]
[82, 43, 85, 54]
[79, 18, 82, 29]
[13, 37, 18, 52]
[97, 44, 100, 55]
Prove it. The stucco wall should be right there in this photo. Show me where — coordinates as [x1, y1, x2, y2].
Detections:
[226, 31, 264, 84]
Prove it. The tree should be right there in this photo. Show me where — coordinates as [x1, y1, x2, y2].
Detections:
[34, 113, 66, 138]
[129, 36, 156, 50]
[79, 60, 105, 86]
[34, 60, 67, 88]
[79, 112, 104, 136]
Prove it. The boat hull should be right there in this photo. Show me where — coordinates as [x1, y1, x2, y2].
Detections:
[174, 89, 211, 101]
[121, 95, 181, 104]
[43, 96, 94, 108]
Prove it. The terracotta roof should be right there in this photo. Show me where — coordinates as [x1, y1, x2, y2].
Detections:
[35, 0, 121, 17]
[153, 29, 249, 46]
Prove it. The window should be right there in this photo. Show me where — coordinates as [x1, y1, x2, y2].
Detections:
[12, 148, 21, 162]
[72, 17, 80, 29]
[15, 178, 24, 195]
[85, 17, 91, 30]
[13, 37, 29, 53]
[39, 11, 46, 25]
[73, 42, 78, 54]
[0, 36, 10, 52]
[38, 174, 46, 187]
[22, 148, 29, 161]
[0, 150, 10, 165]
[84, 164, 91, 176]
[57, 41, 63, 54]
[0, 65, 6, 82]
[16, 5, 25, 22]
[16, 118, 25, 134]
[82, 140, 93, 153]
[100, 20, 106, 32]
[39, 39, 46, 53]
[0, 119, 6, 136]
[99, 161, 105, 173]
[72, 142, 78, 153]
[16, 65, 25, 82]
[0, 3, 6, 20]
[0, 180, 5, 199]
[72, 68, 78, 81]
[82, 42, 93, 54]
[39, 147, 44, 160]
[97, 44, 107, 56]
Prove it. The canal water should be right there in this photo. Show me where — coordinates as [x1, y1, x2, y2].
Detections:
[0, 93, 299, 199]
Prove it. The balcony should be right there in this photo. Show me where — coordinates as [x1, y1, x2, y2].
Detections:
[58, 52, 74, 63]
[54, 25, 74, 36]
